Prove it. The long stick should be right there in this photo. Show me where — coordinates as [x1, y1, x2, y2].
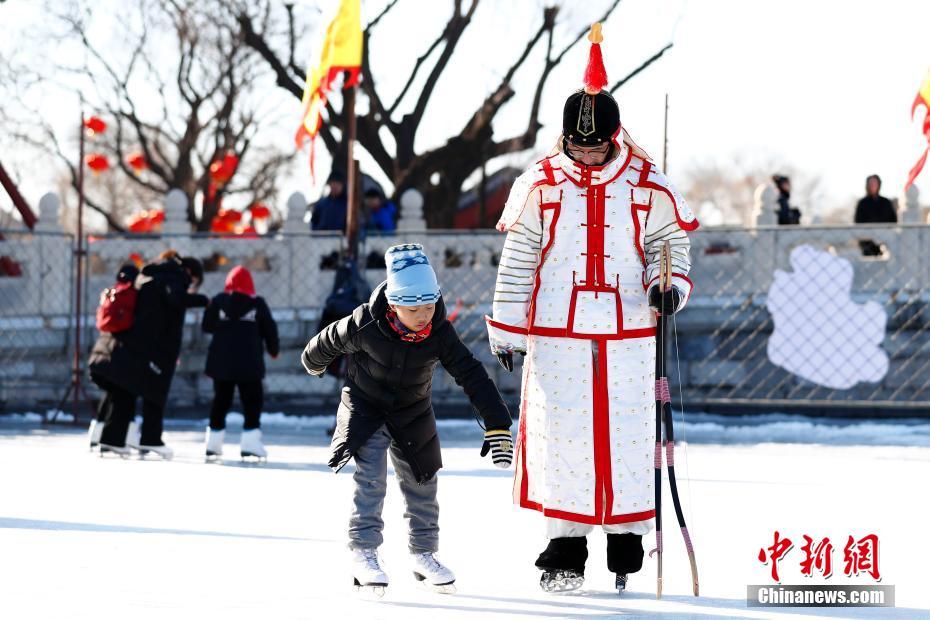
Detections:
[344, 77, 358, 260]
[73, 108, 87, 423]
[654, 240, 699, 597]
[662, 93, 669, 173]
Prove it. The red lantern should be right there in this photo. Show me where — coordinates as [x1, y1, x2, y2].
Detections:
[127, 211, 154, 233]
[85, 153, 110, 174]
[248, 203, 271, 219]
[127, 152, 148, 173]
[149, 209, 165, 225]
[83, 116, 107, 136]
[217, 208, 242, 222]
[209, 151, 239, 186]
[236, 225, 259, 238]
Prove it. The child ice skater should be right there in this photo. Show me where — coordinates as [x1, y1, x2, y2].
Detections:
[301, 243, 513, 594]
[202, 265, 279, 460]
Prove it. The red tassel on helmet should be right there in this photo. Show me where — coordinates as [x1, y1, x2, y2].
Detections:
[583, 23, 608, 95]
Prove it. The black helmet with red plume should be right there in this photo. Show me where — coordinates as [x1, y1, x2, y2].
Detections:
[562, 23, 620, 146]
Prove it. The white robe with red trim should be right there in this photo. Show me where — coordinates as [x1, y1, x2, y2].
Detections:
[486, 130, 698, 526]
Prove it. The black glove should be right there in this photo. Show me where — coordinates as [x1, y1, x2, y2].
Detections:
[648, 285, 683, 315]
[480, 428, 513, 468]
[496, 351, 525, 373]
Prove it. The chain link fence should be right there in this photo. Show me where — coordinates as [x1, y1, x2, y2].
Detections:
[0, 230, 75, 410]
[1, 225, 928, 416]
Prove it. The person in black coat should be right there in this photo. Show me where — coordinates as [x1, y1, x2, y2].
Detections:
[88, 250, 208, 458]
[301, 243, 512, 589]
[87, 261, 139, 450]
[201, 265, 279, 460]
[855, 174, 897, 256]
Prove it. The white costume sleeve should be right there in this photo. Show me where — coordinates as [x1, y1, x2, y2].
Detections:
[487, 182, 543, 354]
[643, 170, 696, 310]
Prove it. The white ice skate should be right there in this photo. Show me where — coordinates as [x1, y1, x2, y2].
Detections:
[136, 443, 174, 460]
[350, 548, 389, 598]
[126, 420, 141, 450]
[205, 427, 224, 461]
[411, 552, 456, 594]
[240, 429, 267, 461]
[87, 419, 103, 450]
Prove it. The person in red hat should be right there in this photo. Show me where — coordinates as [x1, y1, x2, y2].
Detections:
[486, 23, 699, 594]
[201, 265, 279, 461]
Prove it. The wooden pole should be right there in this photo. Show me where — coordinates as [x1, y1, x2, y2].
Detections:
[662, 93, 669, 172]
[73, 109, 87, 422]
[344, 77, 359, 259]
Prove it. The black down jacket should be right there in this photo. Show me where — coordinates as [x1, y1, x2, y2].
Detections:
[301, 281, 511, 483]
[202, 293, 280, 382]
[88, 258, 208, 406]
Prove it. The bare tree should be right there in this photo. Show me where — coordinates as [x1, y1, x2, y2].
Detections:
[3, 0, 296, 232]
[239, 0, 673, 227]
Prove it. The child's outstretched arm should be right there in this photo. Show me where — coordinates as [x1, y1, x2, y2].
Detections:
[437, 326, 513, 467]
[301, 306, 364, 376]
[257, 298, 280, 358]
[201, 295, 220, 333]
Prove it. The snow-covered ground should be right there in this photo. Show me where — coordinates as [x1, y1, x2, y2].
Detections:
[1, 412, 928, 619]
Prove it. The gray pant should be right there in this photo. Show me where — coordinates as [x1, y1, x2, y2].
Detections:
[348, 425, 439, 553]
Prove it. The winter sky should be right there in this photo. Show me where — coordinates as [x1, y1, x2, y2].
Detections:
[2, 0, 930, 224]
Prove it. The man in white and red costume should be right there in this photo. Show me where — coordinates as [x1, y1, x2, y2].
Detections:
[486, 24, 698, 593]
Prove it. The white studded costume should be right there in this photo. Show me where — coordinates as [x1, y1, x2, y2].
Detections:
[486, 128, 698, 531]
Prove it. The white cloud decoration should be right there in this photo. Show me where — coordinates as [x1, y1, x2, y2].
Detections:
[766, 245, 889, 390]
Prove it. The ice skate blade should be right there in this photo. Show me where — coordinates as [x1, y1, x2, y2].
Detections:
[413, 572, 456, 594]
[353, 578, 387, 599]
[99, 445, 130, 458]
[240, 453, 267, 463]
[539, 571, 584, 594]
[136, 448, 173, 460]
[615, 574, 628, 596]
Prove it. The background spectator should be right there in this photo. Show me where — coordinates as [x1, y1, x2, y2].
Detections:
[311, 170, 348, 231]
[773, 175, 801, 225]
[855, 174, 897, 256]
[363, 188, 397, 233]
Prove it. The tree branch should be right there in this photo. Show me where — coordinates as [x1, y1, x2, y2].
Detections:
[365, 0, 399, 32]
[237, 10, 304, 99]
[608, 42, 673, 93]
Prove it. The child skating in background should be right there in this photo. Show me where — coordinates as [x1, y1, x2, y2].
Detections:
[202, 266, 279, 461]
[301, 243, 513, 595]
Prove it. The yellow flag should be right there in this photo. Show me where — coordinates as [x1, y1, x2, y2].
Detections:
[295, 0, 362, 172]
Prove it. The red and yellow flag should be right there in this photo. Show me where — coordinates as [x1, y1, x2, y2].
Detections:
[906, 69, 930, 189]
[295, 0, 362, 174]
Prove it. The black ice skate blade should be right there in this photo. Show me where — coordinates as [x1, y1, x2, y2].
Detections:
[615, 574, 628, 596]
[353, 578, 387, 599]
[413, 572, 456, 594]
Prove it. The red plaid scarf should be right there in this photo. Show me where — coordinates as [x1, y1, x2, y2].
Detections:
[385, 309, 432, 342]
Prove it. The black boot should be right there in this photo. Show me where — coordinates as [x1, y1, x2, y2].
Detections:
[536, 537, 587, 593]
[607, 533, 644, 575]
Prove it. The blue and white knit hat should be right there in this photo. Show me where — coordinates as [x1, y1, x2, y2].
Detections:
[384, 243, 441, 306]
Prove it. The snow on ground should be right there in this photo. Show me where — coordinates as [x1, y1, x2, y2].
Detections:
[1, 413, 928, 619]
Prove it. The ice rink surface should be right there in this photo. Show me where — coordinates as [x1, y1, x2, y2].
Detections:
[2, 413, 929, 619]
